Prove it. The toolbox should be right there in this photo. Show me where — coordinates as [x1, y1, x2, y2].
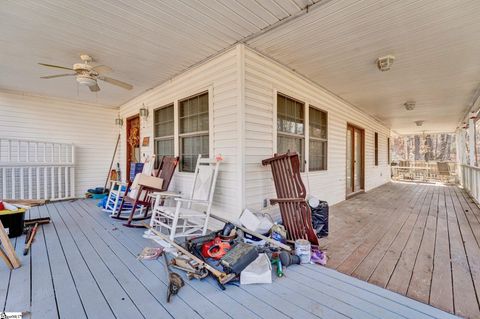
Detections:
[0, 208, 26, 238]
[220, 242, 259, 274]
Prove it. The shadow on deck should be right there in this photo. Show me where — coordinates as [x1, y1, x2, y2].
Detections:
[0, 197, 458, 318]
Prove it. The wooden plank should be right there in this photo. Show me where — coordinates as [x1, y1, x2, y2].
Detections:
[54, 202, 175, 319]
[352, 185, 429, 281]
[290, 265, 439, 319]
[368, 186, 432, 289]
[384, 187, 434, 294]
[4, 233, 30, 313]
[0, 220, 21, 268]
[74, 199, 266, 319]
[429, 187, 453, 314]
[448, 187, 480, 318]
[45, 203, 143, 319]
[406, 187, 439, 303]
[326, 183, 412, 268]
[37, 204, 87, 319]
[444, 186, 480, 318]
[29, 206, 59, 319]
[338, 184, 426, 275]
[306, 265, 458, 319]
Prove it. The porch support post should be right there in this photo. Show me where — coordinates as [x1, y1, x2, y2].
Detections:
[469, 116, 476, 166]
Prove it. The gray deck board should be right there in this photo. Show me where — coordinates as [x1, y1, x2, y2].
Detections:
[0, 196, 460, 318]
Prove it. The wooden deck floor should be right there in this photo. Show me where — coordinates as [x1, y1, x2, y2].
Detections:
[321, 182, 480, 319]
[0, 198, 458, 319]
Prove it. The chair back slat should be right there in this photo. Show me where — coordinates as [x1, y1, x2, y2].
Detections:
[262, 151, 319, 246]
[157, 156, 179, 190]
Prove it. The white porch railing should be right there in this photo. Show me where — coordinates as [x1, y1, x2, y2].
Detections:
[0, 138, 75, 200]
[460, 164, 480, 203]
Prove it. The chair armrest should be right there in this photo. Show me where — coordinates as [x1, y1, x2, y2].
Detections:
[148, 191, 182, 199]
[174, 198, 209, 205]
[270, 198, 306, 204]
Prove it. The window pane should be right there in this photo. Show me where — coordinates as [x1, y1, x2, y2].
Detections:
[277, 94, 304, 136]
[153, 105, 174, 138]
[154, 138, 174, 168]
[180, 92, 208, 134]
[180, 135, 209, 172]
[277, 135, 305, 171]
[309, 140, 327, 171]
[309, 107, 327, 139]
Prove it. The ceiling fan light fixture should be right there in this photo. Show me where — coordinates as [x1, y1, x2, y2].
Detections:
[76, 74, 97, 87]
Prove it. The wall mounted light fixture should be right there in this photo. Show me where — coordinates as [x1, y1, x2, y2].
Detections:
[139, 103, 149, 120]
[115, 114, 123, 127]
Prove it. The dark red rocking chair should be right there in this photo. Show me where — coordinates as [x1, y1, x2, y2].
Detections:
[113, 156, 179, 227]
[262, 151, 319, 246]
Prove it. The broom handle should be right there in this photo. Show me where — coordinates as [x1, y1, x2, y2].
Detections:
[104, 134, 121, 190]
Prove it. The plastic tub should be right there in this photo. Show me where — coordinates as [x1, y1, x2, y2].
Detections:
[0, 208, 26, 238]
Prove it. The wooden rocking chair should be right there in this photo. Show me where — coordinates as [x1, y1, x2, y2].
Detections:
[113, 156, 179, 227]
[262, 151, 319, 246]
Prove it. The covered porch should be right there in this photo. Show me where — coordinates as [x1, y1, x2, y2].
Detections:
[1, 198, 457, 319]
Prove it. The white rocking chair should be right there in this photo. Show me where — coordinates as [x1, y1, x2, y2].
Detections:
[148, 154, 221, 241]
[103, 155, 156, 215]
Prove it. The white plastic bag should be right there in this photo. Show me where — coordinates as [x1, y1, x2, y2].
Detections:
[239, 209, 273, 234]
[240, 253, 272, 285]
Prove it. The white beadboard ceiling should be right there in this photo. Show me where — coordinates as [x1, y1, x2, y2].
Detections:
[0, 0, 315, 106]
[1, 0, 480, 134]
[247, 0, 480, 134]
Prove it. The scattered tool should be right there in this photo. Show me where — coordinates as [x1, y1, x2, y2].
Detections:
[0, 220, 20, 269]
[163, 252, 184, 303]
[210, 214, 291, 251]
[171, 255, 209, 280]
[24, 217, 51, 226]
[23, 223, 38, 256]
[144, 223, 236, 285]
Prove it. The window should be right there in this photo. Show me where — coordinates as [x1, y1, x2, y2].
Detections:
[374, 132, 379, 166]
[179, 92, 209, 172]
[277, 94, 305, 171]
[387, 137, 391, 164]
[153, 104, 174, 168]
[309, 107, 327, 171]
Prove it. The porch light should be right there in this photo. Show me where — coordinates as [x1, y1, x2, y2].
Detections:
[404, 101, 415, 111]
[139, 104, 149, 120]
[376, 55, 395, 72]
[470, 111, 477, 120]
[414, 120, 424, 127]
[115, 114, 123, 127]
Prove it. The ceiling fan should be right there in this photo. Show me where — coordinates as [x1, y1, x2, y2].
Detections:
[38, 54, 133, 92]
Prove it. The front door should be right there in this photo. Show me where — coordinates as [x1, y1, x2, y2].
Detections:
[126, 115, 140, 182]
[346, 124, 365, 196]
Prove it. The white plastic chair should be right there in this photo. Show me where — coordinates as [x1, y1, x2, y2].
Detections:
[149, 154, 221, 241]
[103, 155, 156, 215]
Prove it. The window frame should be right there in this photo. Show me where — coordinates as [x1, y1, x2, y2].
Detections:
[153, 103, 175, 168]
[374, 132, 379, 166]
[178, 91, 210, 173]
[274, 91, 329, 173]
[387, 137, 391, 165]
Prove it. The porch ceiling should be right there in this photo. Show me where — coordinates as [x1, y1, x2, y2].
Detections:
[0, 0, 316, 106]
[247, 0, 480, 135]
[1, 1, 480, 135]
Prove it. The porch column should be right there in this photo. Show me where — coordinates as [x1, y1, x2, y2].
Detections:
[469, 115, 476, 166]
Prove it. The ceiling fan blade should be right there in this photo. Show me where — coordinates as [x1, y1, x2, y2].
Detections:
[98, 76, 133, 90]
[40, 73, 76, 79]
[38, 63, 73, 71]
[89, 83, 101, 92]
[92, 65, 112, 74]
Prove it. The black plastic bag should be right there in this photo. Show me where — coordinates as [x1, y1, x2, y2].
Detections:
[310, 201, 329, 238]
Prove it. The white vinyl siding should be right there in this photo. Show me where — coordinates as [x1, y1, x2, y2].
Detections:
[0, 91, 117, 197]
[118, 47, 241, 221]
[244, 47, 390, 210]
